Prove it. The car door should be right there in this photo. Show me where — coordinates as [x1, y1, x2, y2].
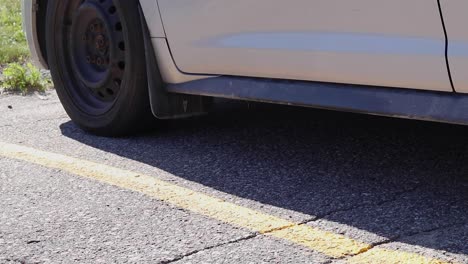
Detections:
[157, 0, 452, 92]
[439, 1, 468, 93]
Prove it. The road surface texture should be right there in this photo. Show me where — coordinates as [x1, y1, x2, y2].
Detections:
[0, 91, 467, 263]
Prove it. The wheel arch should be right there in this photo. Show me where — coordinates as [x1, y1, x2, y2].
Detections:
[22, 0, 49, 69]
[31, 0, 212, 120]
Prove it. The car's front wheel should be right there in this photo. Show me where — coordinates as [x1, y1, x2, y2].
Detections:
[46, 0, 152, 136]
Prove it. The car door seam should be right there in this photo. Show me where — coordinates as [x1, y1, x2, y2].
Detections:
[437, 0, 455, 92]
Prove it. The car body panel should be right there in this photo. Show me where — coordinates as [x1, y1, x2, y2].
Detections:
[158, 0, 452, 91]
[139, 0, 165, 38]
[140, 0, 215, 83]
[151, 38, 215, 84]
[439, 0, 468, 93]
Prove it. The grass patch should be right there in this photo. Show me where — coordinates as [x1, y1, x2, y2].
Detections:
[0, 0, 29, 64]
[1, 62, 50, 94]
[0, 0, 51, 94]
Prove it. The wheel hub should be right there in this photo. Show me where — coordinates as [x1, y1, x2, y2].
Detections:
[69, 0, 125, 102]
[83, 19, 110, 68]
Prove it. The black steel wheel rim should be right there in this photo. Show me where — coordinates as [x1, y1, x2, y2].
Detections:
[60, 0, 127, 114]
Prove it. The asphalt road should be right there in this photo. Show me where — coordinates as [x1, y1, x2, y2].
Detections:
[0, 91, 467, 263]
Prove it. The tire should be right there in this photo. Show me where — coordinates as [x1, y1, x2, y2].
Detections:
[46, 0, 152, 136]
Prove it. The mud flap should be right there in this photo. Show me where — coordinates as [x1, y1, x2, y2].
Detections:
[139, 7, 211, 119]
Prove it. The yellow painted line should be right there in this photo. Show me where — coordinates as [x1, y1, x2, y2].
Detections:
[0, 142, 452, 263]
[348, 248, 448, 264]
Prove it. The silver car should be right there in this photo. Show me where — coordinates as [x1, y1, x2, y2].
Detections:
[22, 0, 468, 136]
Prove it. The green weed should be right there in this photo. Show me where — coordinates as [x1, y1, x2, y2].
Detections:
[0, 0, 29, 64]
[1, 63, 50, 94]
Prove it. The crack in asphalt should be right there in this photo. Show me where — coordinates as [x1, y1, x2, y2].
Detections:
[159, 184, 428, 263]
[310, 183, 466, 261]
[269, 184, 427, 261]
[159, 218, 324, 263]
[339, 220, 467, 261]
[302, 184, 422, 225]
[400, 221, 467, 240]
[159, 233, 258, 264]
[304, 149, 425, 224]
[25, 240, 41, 245]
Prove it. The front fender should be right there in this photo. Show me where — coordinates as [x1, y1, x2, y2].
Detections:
[22, 0, 48, 69]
